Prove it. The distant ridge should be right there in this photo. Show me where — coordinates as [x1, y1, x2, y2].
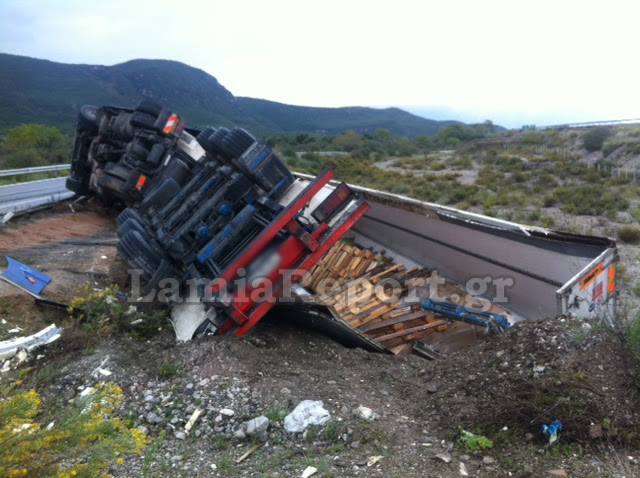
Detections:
[0, 53, 457, 136]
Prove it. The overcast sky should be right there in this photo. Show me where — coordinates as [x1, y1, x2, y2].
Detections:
[1, 0, 639, 128]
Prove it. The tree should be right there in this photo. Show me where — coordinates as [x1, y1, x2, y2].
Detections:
[1, 124, 69, 168]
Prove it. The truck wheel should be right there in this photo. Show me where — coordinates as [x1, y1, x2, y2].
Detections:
[130, 111, 157, 130]
[118, 230, 162, 275]
[77, 105, 102, 132]
[136, 99, 163, 116]
[222, 128, 255, 158]
[196, 126, 217, 153]
[206, 127, 230, 156]
[118, 217, 148, 240]
[116, 207, 144, 226]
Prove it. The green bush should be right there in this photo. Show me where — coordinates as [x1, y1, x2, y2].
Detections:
[618, 226, 640, 244]
[583, 127, 613, 152]
[627, 317, 640, 360]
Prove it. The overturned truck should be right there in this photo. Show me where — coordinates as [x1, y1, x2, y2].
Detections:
[67, 100, 618, 355]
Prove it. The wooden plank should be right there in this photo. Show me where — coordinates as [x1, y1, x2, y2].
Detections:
[375, 320, 447, 345]
[350, 302, 398, 327]
[359, 309, 431, 333]
[387, 342, 414, 356]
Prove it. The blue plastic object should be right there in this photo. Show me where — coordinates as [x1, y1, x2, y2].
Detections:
[2, 256, 52, 295]
[542, 419, 563, 444]
[420, 298, 510, 333]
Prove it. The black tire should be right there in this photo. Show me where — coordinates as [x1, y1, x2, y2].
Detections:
[104, 162, 135, 182]
[196, 126, 217, 153]
[116, 207, 144, 226]
[139, 177, 180, 214]
[136, 99, 163, 116]
[77, 105, 102, 132]
[118, 230, 162, 275]
[118, 217, 148, 240]
[221, 128, 255, 158]
[130, 111, 157, 130]
[206, 127, 230, 156]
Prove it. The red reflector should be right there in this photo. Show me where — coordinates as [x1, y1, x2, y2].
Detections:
[135, 175, 147, 190]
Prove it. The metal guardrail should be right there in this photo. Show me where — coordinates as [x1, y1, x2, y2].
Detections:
[0, 164, 71, 177]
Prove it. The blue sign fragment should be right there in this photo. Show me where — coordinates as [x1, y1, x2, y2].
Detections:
[2, 256, 51, 295]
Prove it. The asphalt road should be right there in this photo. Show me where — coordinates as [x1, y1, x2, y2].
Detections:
[0, 177, 73, 216]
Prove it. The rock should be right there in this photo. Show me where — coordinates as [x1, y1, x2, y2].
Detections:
[219, 408, 235, 417]
[174, 431, 186, 440]
[589, 423, 603, 439]
[170, 455, 182, 463]
[547, 470, 567, 477]
[433, 452, 452, 464]
[426, 383, 438, 394]
[355, 406, 379, 421]
[523, 463, 534, 475]
[233, 428, 246, 439]
[246, 416, 269, 436]
[482, 456, 495, 465]
[145, 412, 164, 425]
[459, 462, 468, 476]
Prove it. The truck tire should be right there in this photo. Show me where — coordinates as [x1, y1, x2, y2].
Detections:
[196, 126, 217, 153]
[206, 127, 230, 156]
[222, 128, 255, 158]
[136, 99, 163, 116]
[118, 230, 162, 275]
[77, 105, 102, 132]
[118, 217, 148, 240]
[116, 207, 144, 226]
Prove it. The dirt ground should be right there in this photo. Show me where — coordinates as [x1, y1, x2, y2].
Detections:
[2, 203, 640, 478]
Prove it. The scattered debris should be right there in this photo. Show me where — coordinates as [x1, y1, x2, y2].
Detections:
[459, 461, 469, 476]
[301, 466, 317, 478]
[367, 455, 383, 466]
[542, 419, 563, 445]
[184, 408, 202, 434]
[235, 443, 262, 464]
[0, 323, 61, 362]
[284, 400, 331, 433]
[2, 211, 14, 224]
[1, 255, 52, 295]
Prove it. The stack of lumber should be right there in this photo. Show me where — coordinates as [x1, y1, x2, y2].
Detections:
[303, 240, 451, 354]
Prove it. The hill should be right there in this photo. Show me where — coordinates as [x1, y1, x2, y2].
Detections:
[0, 53, 455, 137]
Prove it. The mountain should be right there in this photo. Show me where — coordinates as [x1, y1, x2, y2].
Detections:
[0, 53, 456, 137]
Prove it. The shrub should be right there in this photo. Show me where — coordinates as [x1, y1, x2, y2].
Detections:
[0, 383, 146, 477]
[583, 127, 613, 152]
[618, 226, 640, 244]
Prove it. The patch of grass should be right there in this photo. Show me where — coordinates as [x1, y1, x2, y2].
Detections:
[217, 452, 237, 475]
[158, 362, 180, 379]
[458, 428, 494, 453]
[141, 430, 166, 478]
[618, 225, 640, 244]
[265, 401, 290, 422]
